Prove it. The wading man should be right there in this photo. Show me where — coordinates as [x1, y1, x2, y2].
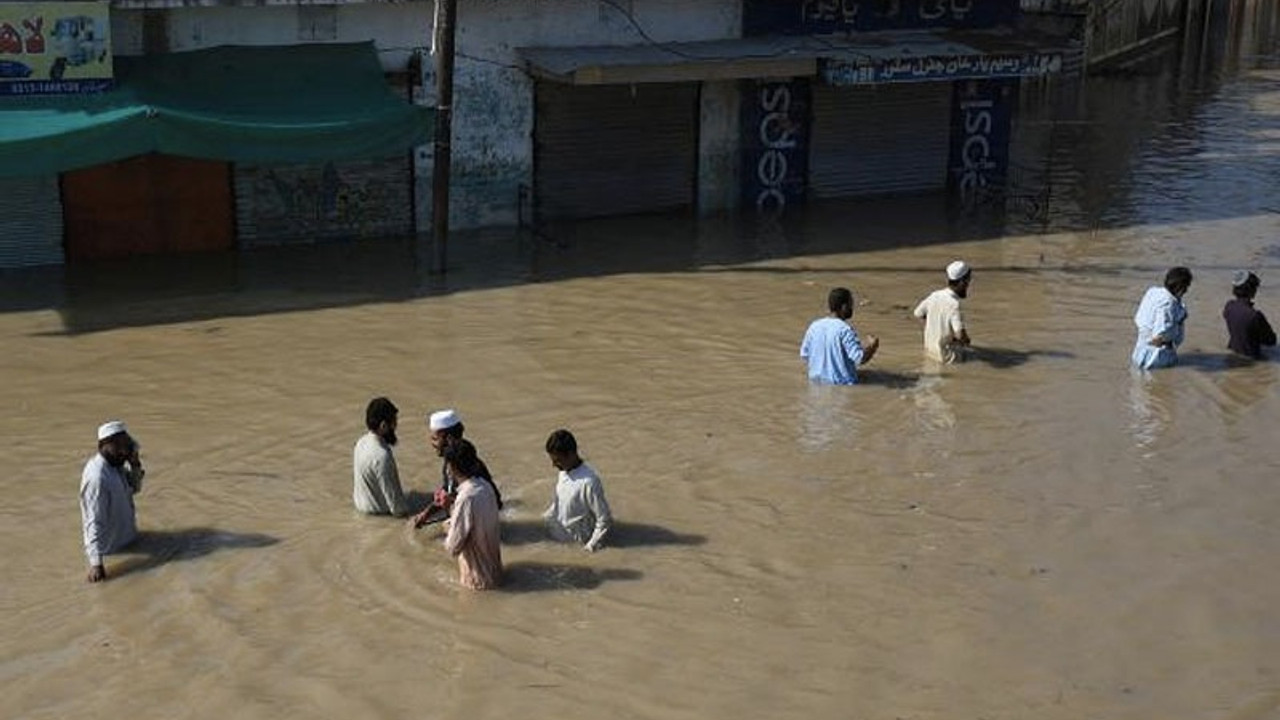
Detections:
[543, 429, 612, 553]
[442, 439, 503, 590]
[411, 409, 501, 528]
[1132, 266, 1193, 370]
[81, 421, 145, 583]
[800, 287, 880, 385]
[913, 260, 972, 364]
[1223, 270, 1276, 359]
[352, 397, 410, 517]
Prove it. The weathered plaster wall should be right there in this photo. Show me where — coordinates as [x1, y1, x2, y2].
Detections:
[113, 4, 432, 69]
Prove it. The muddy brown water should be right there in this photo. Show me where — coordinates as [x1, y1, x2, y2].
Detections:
[5, 19, 1280, 720]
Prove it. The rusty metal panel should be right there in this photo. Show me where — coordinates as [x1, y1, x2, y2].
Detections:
[809, 82, 951, 198]
[62, 155, 234, 261]
[534, 82, 698, 220]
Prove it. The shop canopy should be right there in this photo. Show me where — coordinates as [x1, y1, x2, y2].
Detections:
[519, 29, 1077, 86]
[0, 42, 432, 177]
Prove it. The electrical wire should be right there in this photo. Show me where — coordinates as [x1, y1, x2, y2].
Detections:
[378, 44, 533, 76]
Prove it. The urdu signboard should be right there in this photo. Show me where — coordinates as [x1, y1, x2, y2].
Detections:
[822, 51, 1064, 86]
[0, 2, 113, 95]
[743, 0, 1020, 36]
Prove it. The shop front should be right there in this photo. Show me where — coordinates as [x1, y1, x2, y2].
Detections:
[0, 25, 431, 267]
[737, 0, 1076, 216]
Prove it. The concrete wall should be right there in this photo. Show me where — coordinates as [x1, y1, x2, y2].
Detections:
[111, 4, 432, 70]
[111, 0, 741, 232]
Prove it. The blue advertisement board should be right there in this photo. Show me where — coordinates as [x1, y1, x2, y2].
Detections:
[744, 0, 1020, 36]
[947, 78, 1017, 209]
[740, 78, 811, 218]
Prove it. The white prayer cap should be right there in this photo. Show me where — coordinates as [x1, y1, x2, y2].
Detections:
[946, 260, 971, 281]
[1232, 269, 1258, 288]
[428, 409, 461, 431]
[97, 420, 128, 441]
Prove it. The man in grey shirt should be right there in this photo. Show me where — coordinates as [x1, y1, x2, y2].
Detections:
[543, 429, 612, 552]
[353, 397, 410, 517]
[81, 421, 145, 583]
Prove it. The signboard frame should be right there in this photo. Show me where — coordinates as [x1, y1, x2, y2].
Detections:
[0, 1, 113, 95]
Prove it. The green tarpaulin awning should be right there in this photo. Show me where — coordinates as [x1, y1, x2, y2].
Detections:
[0, 42, 433, 177]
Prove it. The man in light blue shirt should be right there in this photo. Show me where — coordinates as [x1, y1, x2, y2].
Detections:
[800, 287, 880, 384]
[1132, 266, 1193, 370]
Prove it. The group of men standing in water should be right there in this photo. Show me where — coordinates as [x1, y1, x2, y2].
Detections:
[78, 260, 1273, 586]
[802, 260, 1275, 384]
[350, 403, 613, 590]
[78, 405, 613, 590]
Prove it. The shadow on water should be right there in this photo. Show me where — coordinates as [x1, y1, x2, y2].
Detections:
[855, 368, 923, 388]
[108, 527, 280, 579]
[2, 10, 1276, 334]
[1179, 351, 1271, 372]
[500, 562, 643, 593]
[501, 519, 707, 549]
[967, 347, 1076, 369]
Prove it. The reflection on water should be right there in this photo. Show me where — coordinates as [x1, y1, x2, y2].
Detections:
[4, 8, 1280, 720]
[798, 383, 860, 452]
[1127, 370, 1175, 453]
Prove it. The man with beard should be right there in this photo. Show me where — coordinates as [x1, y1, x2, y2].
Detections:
[81, 421, 146, 583]
[410, 409, 501, 528]
[353, 397, 410, 517]
[913, 260, 973, 364]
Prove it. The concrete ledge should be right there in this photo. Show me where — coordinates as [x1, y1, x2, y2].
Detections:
[1088, 26, 1182, 72]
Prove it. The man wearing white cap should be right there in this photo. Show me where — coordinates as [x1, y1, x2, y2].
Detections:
[80, 421, 145, 583]
[913, 260, 973, 363]
[410, 409, 500, 528]
[1223, 270, 1276, 359]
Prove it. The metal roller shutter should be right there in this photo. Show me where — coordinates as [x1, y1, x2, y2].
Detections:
[0, 176, 64, 268]
[809, 84, 951, 199]
[535, 82, 698, 220]
[233, 157, 413, 248]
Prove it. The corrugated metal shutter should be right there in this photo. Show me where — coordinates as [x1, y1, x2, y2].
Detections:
[0, 176, 64, 268]
[233, 157, 413, 247]
[809, 84, 951, 199]
[535, 82, 698, 220]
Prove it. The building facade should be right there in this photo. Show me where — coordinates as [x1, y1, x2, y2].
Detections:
[0, 0, 1084, 268]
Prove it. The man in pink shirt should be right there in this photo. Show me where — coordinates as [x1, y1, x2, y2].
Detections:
[441, 439, 502, 590]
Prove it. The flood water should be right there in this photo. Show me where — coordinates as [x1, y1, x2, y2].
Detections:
[5, 10, 1280, 720]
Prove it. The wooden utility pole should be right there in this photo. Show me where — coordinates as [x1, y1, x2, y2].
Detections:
[430, 0, 458, 273]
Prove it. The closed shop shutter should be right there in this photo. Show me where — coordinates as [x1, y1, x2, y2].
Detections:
[63, 156, 234, 262]
[233, 156, 413, 247]
[535, 82, 698, 220]
[0, 176, 64, 268]
[809, 83, 951, 199]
